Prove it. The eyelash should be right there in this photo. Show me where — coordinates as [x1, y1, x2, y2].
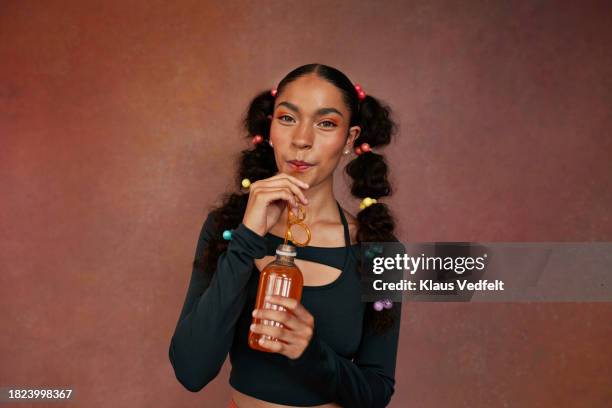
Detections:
[278, 115, 337, 128]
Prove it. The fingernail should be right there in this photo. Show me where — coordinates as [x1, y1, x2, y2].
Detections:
[252, 310, 257, 317]
[250, 324, 256, 330]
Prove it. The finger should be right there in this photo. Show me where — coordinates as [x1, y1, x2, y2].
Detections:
[271, 173, 310, 189]
[265, 188, 306, 213]
[257, 332, 309, 360]
[264, 295, 315, 328]
[250, 322, 302, 344]
[256, 178, 309, 205]
[284, 180, 309, 205]
[257, 188, 298, 208]
[253, 307, 301, 331]
[252, 173, 309, 193]
[268, 182, 308, 206]
[257, 336, 285, 353]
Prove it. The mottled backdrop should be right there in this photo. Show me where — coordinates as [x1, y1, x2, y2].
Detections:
[1, 0, 611, 407]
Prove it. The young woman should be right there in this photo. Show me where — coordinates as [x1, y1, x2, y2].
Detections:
[169, 63, 402, 408]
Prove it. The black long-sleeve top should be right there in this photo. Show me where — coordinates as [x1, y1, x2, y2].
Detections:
[169, 201, 402, 407]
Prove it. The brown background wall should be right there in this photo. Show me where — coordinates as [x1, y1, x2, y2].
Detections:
[1, 0, 611, 407]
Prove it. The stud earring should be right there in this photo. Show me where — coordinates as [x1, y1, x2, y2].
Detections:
[269, 140, 274, 148]
[343, 147, 351, 155]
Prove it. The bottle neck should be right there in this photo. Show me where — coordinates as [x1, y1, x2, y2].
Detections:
[275, 244, 297, 266]
[275, 254, 296, 266]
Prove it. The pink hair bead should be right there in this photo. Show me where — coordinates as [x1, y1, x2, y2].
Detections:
[357, 90, 366, 101]
[252, 134, 263, 145]
[271, 88, 277, 97]
[354, 84, 366, 101]
[355, 143, 372, 156]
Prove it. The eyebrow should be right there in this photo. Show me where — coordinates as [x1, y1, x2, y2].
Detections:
[276, 101, 344, 118]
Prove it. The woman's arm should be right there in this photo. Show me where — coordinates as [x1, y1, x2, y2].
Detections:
[168, 212, 267, 392]
[287, 301, 402, 408]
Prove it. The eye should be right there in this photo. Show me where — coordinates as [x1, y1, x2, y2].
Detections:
[278, 115, 295, 123]
[319, 120, 337, 128]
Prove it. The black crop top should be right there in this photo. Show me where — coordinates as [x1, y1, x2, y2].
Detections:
[169, 201, 402, 407]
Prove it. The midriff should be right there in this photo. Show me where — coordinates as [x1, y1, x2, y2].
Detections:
[231, 387, 341, 408]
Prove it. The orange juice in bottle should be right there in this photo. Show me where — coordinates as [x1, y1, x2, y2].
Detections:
[248, 243, 303, 352]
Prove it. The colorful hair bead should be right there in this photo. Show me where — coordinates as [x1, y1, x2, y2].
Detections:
[373, 299, 393, 312]
[222, 230, 233, 240]
[354, 83, 366, 101]
[372, 244, 384, 255]
[252, 134, 264, 145]
[365, 244, 384, 259]
[271, 88, 277, 97]
[359, 197, 377, 210]
[355, 142, 372, 156]
[241, 178, 251, 189]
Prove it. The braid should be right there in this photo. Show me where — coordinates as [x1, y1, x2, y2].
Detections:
[196, 90, 277, 278]
[347, 94, 400, 335]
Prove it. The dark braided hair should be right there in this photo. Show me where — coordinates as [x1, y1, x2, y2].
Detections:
[195, 63, 399, 335]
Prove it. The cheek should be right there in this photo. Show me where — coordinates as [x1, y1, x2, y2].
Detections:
[270, 123, 290, 144]
[269, 123, 277, 141]
[315, 142, 344, 170]
[319, 135, 346, 156]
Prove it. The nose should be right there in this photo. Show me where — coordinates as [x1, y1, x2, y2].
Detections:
[291, 123, 314, 150]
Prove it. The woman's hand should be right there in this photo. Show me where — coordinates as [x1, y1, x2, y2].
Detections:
[250, 295, 315, 360]
[242, 173, 309, 237]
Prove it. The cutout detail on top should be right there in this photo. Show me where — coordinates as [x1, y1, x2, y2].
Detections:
[254, 256, 342, 287]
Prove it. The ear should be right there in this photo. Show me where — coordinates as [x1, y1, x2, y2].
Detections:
[346, 125, 361, 147]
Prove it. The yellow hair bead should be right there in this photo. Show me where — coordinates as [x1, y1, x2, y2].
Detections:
[359, 197, 377, 210]
[241, 178, 251, 189]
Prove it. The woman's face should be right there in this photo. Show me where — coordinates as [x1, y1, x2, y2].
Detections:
[269, 74, 361, 187]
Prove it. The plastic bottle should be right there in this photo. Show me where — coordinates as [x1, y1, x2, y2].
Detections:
[248, 243, 303, 352]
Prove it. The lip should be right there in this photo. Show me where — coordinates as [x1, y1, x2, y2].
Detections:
[287, 160, 314, 172]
